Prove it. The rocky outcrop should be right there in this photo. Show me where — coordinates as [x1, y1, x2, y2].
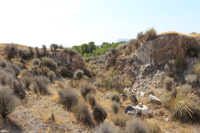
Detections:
[137, 34, 195, 65]
[49, 51, 85, 74]
[107, 34, 196, 78]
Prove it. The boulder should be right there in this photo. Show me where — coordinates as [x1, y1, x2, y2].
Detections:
[149, 94, 162, 105]
[124, 105, 149, 116]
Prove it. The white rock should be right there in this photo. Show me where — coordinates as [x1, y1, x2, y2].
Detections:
[140, 92, 145, 97]
[165, 118, 169, 122]
[123, 87, 130, 92]
[104, 93, 110, 99]
[135, 105, 149, 115]
[149, 94, 162, 104]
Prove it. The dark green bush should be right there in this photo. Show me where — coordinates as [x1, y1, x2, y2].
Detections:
[0, 60, 7, 68]
[164, 77, 174, 91]
[4, 45, 18, 60]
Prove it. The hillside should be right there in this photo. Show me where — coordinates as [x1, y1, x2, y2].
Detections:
[1, 30, 200, 133]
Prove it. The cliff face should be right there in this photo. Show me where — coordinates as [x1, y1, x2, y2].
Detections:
[107, 34, 197, 78]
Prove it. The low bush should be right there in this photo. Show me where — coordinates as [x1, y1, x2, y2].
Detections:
[32, 58, 40, 66]
[41, 57, 57, 71]
[32, 76, 50, 95]
[175, 56, 187, 69]
[164, 77, 174, 91]
[137, 32, 144, 43]
[0, 88, 18, 120]
[74, 69, 84, 80]
[12, 80, 26, 99]
[161, 90, 200, 122]
[58, 66, 72, 77]
[47, 71, 56, 82]
[126, 118, 149, 133]
[21, 76, 32, 89]
[110, 92, 120, 103]
[111, 101, 120, 114]
[181, 84, 192, 92]
[7, 63, 21, 76]
[185, 74, 198, 85]
[73, 104, 94, 127]
[58, 89, 79, 110]
[79, 82, 93, 99]
[87, 94, 96, 108]
[95, 122, 116, 133]
[83, 67, 93, 78]
[4, 45, 18, 60]
[92, 106, 107, 123]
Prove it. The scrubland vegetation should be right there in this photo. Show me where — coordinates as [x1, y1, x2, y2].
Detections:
[1, 29, 200, 132]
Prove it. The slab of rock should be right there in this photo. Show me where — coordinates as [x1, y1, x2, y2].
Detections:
[149, 94, 162, 105]
[124, 105, 149, 116]
[123, 87, 130, 92]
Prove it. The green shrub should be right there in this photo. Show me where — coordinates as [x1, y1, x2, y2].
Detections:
[41, 57, 57, 71]
[47, 71, 56, 82]
[32, 58, 40, 66]
[79, 82, 93, 99]
[93, 106, 107, 123]
[95, 122, 116, 133]
[74, 69, 84, 80]
[0, 88, 18, 120]
[110, 92, 120, 103]
[126, 118, 149, 133]
[58, 89, 79, 110]
[73, 104, 94, 127]
[164, 77, 174, 91]
[87, 94, 96, 108]
[161, 90, 200, 122]
[111, 101, 120, 114]
[0, 70, 13, 86]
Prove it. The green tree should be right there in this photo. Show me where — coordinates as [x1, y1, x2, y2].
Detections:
[88, 41, 96, 53]
[80, 43, 89, 56]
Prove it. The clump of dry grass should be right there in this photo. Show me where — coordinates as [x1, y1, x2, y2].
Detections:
[11, 80, 26, 99]
[95, 122, 117, 133]
[79, 81, 93, 99]
[58, 89, 79, 111]
[161, 89, 200, 123]
[58, 66, 71, 77]
[126, 118, 149, 133]
[41, 57, 57, 71]
[146, 119, 162, 133]
[111, 101, 120, 114]
[143, 28, 157, 42]
[73, 104, 94, 127]
[112, 114, 129, 127]
[87, 94, 96, 108]
[47, 71, 56, 82]
[32, 58, 40, 66]
[32, 76, 50, 95]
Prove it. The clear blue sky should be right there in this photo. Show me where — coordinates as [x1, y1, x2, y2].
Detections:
[0, 0, 199, 47]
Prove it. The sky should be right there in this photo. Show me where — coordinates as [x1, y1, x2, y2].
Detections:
[0, 0, 199, 47]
